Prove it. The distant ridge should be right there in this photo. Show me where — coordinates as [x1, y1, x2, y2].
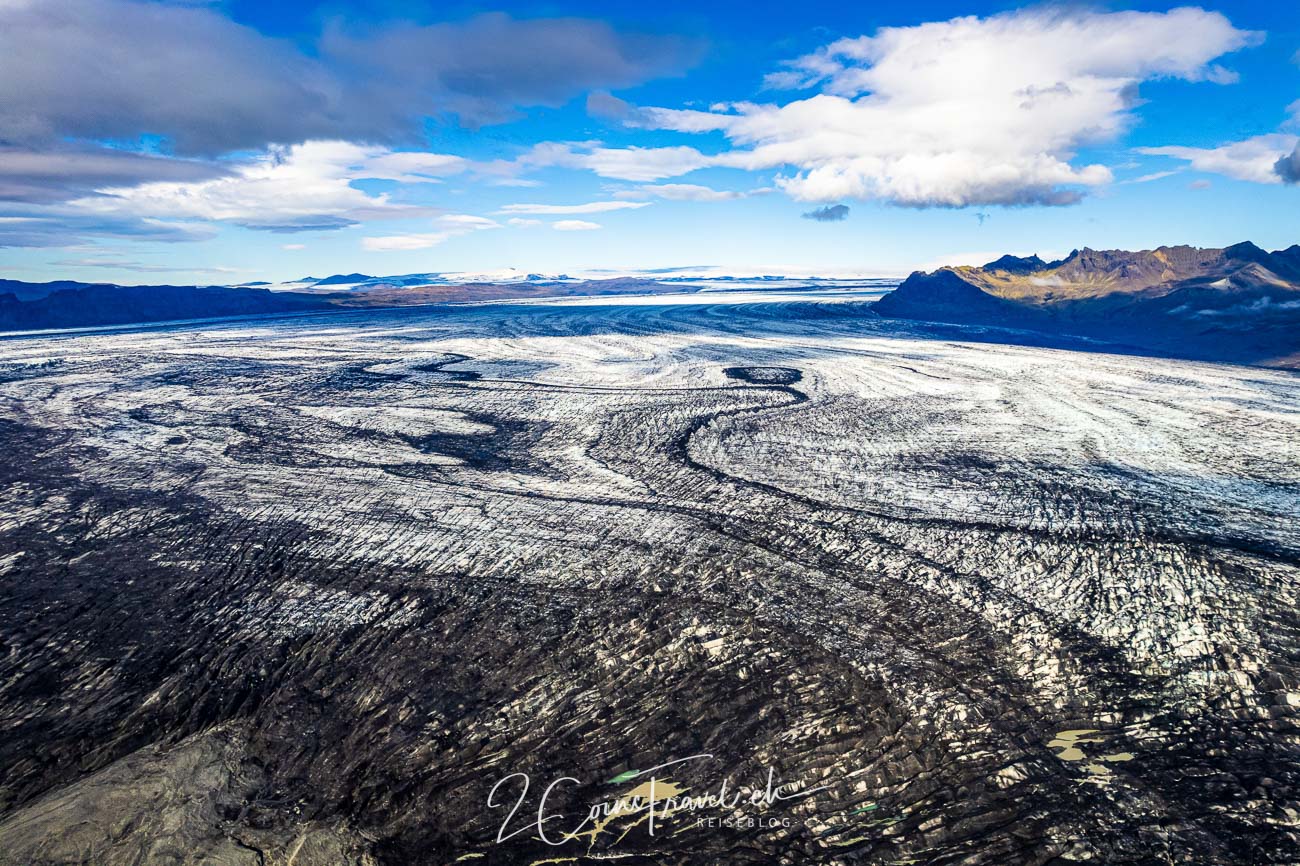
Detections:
[0, 276, 690, 332]
[979, 254, 1053, 275]
[0, 279, 104, 302]
[312, 273, 375, 286]
[0, 283, 332, 332]
[874, 242, 1300, 367]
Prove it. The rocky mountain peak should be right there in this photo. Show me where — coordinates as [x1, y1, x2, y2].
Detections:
[874, 240, 1300, 366]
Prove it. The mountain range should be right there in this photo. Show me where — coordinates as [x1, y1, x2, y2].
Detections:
[872, 242, 1300, 367]
[0, 275, 691, 333]
[4, 244, 1299, 367]
[0, 282, 334, 332]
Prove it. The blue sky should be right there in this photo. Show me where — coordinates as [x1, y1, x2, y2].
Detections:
[0, 0, 1297, 283]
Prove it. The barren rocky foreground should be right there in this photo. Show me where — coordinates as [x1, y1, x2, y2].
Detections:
[0, 295, 1297, 865]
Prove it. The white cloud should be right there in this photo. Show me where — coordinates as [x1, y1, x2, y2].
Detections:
[488, 177, 543, 188]
[498, 200, 650, 214]
[1122, 170, 1180, 185]
[357, 152, 469, 182]
[71, 140, 440, 232]
[1138, 134, 1300, 184]
[614, 183, 766, 201]
[507, 217, 543, 227]
[362, 233, 451, 251]
[1137, 96, 1300, 186]
[281, 243, 306, 250]
[0, 138, 482, 246]
[488, 141, 713, 182]
[575, 146, 713, 181]
[553, 220, 601, 231]
[52, 256, 241, 275]
[437, 214, 502, 229]
[624, 8, 1258, 207]
[765, 8, 1253, 94]
[635, 106, 733, 134]
[362, 213, 499, 251]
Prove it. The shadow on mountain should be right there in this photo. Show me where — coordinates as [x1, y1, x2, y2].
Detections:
[873, 242, 1300, 369]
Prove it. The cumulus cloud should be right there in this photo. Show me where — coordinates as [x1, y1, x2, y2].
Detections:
[0, 0, 699, 155]
[498, 201, 651, 214]
[0, 139, 486, 246]
[69, 141, 442, 233]
[624, 8, 1258, 207]
[1138, 134, 1300, 184]
[802, 203, 849, 221]
[1275, 143, 1300, 184]
[553, 220, 601, 231]
[765, 8, 1252, 94]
